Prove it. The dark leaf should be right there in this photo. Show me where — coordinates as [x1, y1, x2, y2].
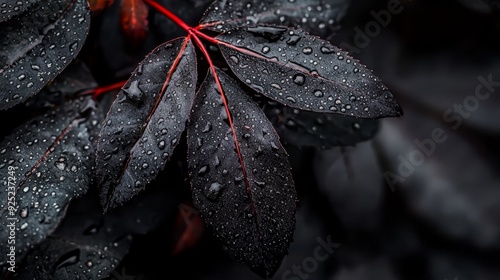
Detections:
[0, 0, 90, 110]
[0, 0, 39, 23]
[199, 0, 349, 36]
[96, 37, 197, 211]
[187, 69, 297, 278]
[263, 101, 379, 148]
[0, 97, 101, 263]
[16, 177, 180, 280]
[24, 60, 98, 110]
[217, 26, 402, 118]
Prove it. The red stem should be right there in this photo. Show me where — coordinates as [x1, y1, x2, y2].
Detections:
[142, 0, 191, 31]
[144, 0, 259, 227]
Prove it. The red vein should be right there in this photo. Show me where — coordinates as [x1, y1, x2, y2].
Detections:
[106, 36, 191, 207]
[0, 117, 77, 215]
[144, 0, 261, 231]
[79, 80, 126, 99]
[189, 31, 260, 232]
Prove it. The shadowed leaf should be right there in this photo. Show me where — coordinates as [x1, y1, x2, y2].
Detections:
[0, 0, 90, 110]
[0, 97, 101, 262]
[199, 0, 349, 36]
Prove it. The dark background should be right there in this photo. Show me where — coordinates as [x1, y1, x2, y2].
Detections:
[2, 0, 500, 279]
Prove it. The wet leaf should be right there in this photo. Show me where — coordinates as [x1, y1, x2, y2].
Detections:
[0, 0, 39, 23]
[0, 97, 102, 262]
[263, 101, 379, 149]
[199, 0, 349, 36]
[96, 37, 197, 211]
[17, 175, 180, 280]
[217, 26, 402, 118]
[187, 69, 297, 278]
[0, 0, 90, 110]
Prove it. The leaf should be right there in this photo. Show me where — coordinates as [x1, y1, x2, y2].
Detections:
[187, 69, 297, 278]
[217, 26, 402, 118]
[0, 96, 101, 262]
[199, 0, 349, 36]
[120, 0, 149, 47]
[0, 0, 39, 23]
[96, 37, 197, 211]
[0, 0, 90, 110]
[16, 175, 181, 280]
[89, 0, 115, 13]
[263, 101, 379, 148]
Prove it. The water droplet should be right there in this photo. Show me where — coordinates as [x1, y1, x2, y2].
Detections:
[171, 138, 177, 145]
[353, 67, 359, 73]
[364, 107, 370, 112]
[255, 181, 266, 188]
[349, 95, 357, 102]
[229, 55, 239, 64]
[158, 140, 166, 150]
[293, 74, 305, 85]
[270, 142, 280, 150]
[313, 90, 324, 97]
[262, 46, 270, 53]
[206, 182, 223, 200]
[18, 74, 26, 80]
[353, 122, 361, 130]
[20, 223, 28, 230]
[27, 82, 33, 88]
[142, 163, 149, 169]
[55, 158, 66, 170]
[286, 96, 297, 103]
[123, 80, 145, 104]
[202, 122, 212, 133]
[286, 34, 301, 45]
[20, 207, 28, 218]
[320, 46, 334, 54]
[86, 261, 93, 268]
[302, 47, 313, 54]
[69, 41, 78, 52]
[198, 165, 209, 176]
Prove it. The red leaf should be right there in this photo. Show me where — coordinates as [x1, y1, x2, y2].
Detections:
[120, 0, 149, 47]
[88, 0, 115, 12]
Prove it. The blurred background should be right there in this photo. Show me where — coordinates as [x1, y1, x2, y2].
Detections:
[82, 0, 500, 279]
[2, 0, 499, 279]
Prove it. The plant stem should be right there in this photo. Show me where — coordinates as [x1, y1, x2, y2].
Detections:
[142, 0, 191, 32]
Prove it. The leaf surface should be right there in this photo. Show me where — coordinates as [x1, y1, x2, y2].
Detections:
[96, 37, 197, 211]
[0, 97, 101, 262]
[199, 0, 349, 36]
[187, 69, 297, 278]
[0, 0, 39, 23]
[0, 0, 90, 110]
[263, 102, 379, 148]
[217, 26, 402, 118]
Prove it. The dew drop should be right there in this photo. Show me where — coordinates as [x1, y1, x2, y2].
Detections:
[229, 55, 239, 64]
[123, 80, 145, 104]
[18, 74, 26, 80]
[292, 74, 305, 85]
[206, 182, 223, 200]
[158, 140, 165, 150]
[320, 46, 334, 54]
[313, 90, 324, 97]
[20, 207, 29, 218]
[198, 165, 209, 176]
[302, 47, 313, 54]
[262, 46, 270, 53]
[286, 34, 301, 45]
[202, 122, 212, 133]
